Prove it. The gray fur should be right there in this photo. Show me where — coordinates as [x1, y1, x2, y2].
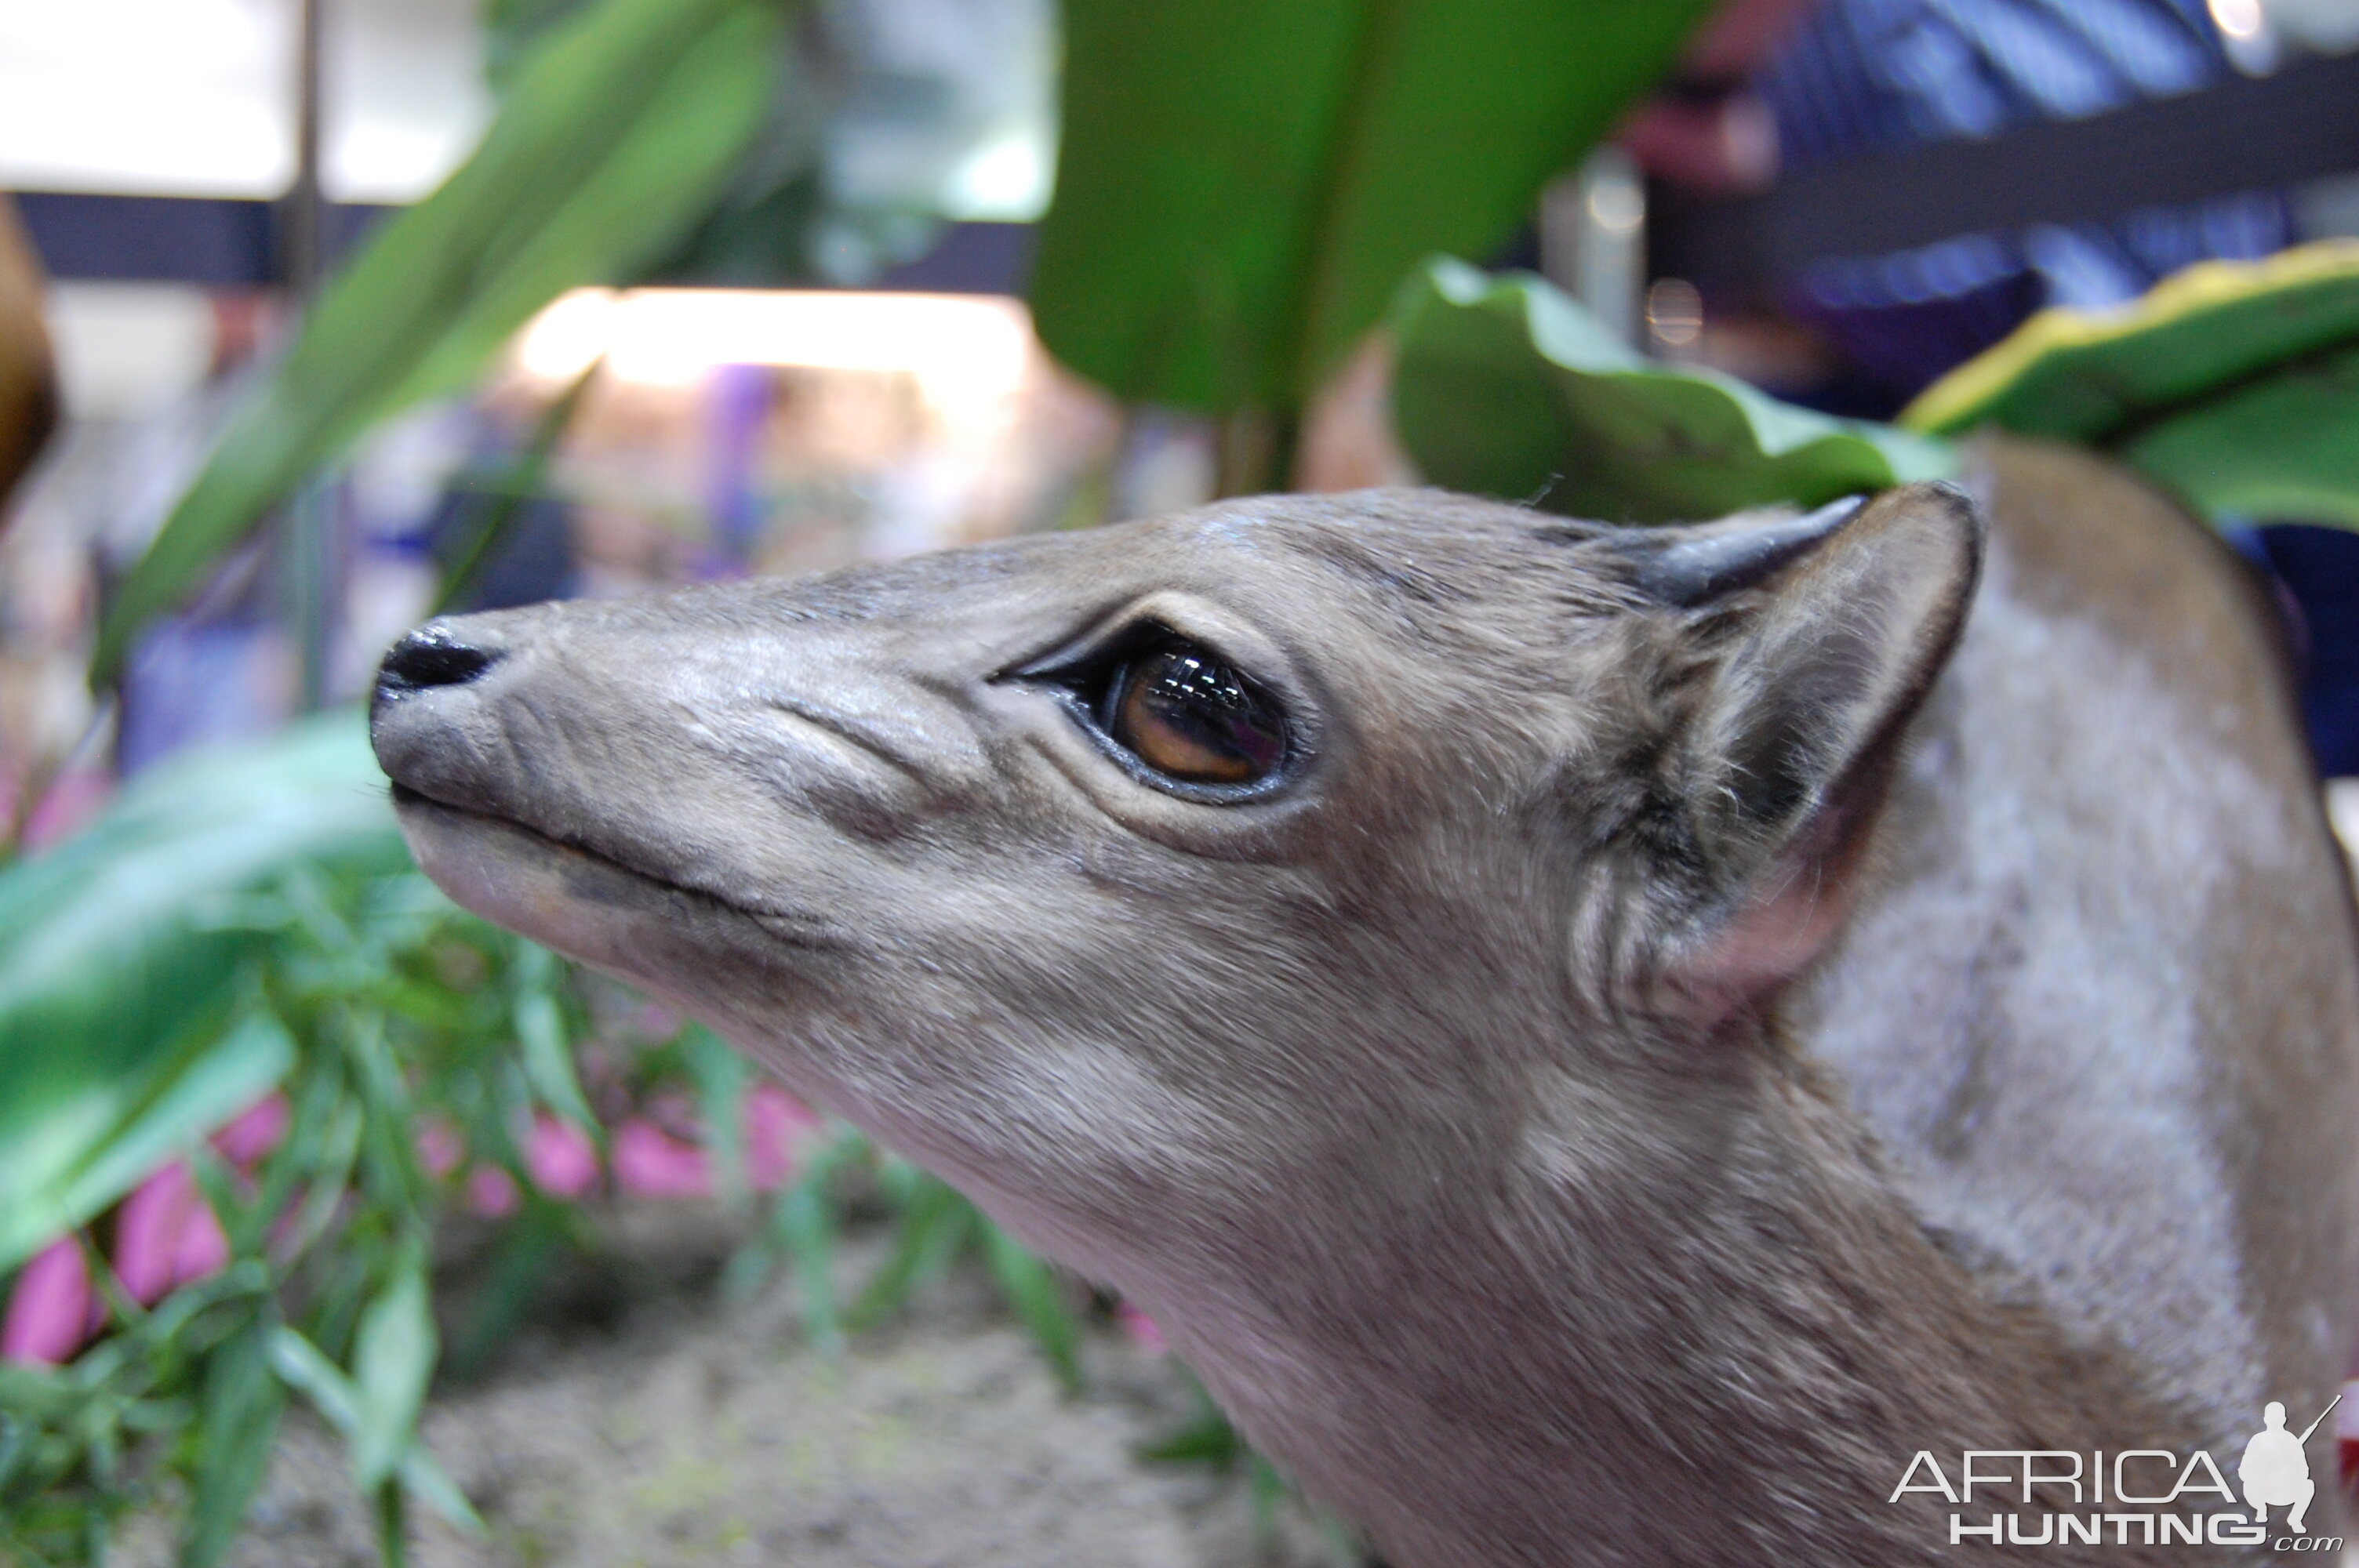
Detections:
[371, 435, 2359, 1566]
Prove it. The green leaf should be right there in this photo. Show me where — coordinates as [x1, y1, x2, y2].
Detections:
[179, 1318, 286, 1568]
[1136, 1370, 1244, 1468]
[1031, 0, 1713, 412]
[446, 1207, 567, 1381]
[1901, 239, 2359, 444]
[1899, 239, 2359, 528]
[978, 1224, 1082, 1396]
[513, 989, 595, 1138]
[680, 1025, 751, 1210]
[92, 0, 789, 686]
[2111, 343, 2359, 526]
[350, 1250, 435, 1491]
[0, 1011, 292, 1277]
[728, 1127, 860, 1341]
[0, 713, 401, 1272]
[267, 1328, 482, 1534]
[1389, 260, 1957, 521]
[431, 360, 601, 615]
[846, 1175, 969, 1330]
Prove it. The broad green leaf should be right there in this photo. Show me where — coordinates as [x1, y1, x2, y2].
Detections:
[351, 1250, 435, 1491]
[1899, 240, 2359, 528]
[93, 0, 789, 686]
[1390, 260, 1957, 521]
[1030, 0, 1713, 412]
[0, 1013, 293, 1274]
[0, 713, 403, 1272]
[180, 1319, 286, 1568]
[1900, 240, 2359, 443]
[2112, 343, 2359, 526]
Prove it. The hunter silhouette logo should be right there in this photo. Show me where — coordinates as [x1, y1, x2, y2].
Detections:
[2237, 1397, 2335, 1535]
[1889, 1396, 2344, 1549]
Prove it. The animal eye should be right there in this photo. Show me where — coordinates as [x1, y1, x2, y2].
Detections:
[1103, 642, 1286, 786]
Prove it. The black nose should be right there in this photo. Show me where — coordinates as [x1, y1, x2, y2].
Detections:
[377, 624, 500, 702]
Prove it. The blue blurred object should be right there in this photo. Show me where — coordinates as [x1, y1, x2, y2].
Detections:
[1761, 0, 2292, 403]
[2247, 526, 2359, 779]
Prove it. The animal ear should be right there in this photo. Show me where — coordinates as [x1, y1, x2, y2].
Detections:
[1648, 483, 1983, 1021]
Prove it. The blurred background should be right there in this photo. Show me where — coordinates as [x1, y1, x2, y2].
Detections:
[9, 0, 2359, 1563]
[11, 0, 2359, 804]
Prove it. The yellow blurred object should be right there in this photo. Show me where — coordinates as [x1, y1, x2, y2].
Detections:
[0, 194, 58, 514]
[1899, 239, 2359, 438]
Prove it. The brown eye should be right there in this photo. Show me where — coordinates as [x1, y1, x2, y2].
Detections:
[1106, 644, 1286, 785]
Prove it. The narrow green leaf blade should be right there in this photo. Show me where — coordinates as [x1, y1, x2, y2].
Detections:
[978, 1223, 1082, 1396]
[0, 1011, 294, 1274]
[680, 1025, 751, 1210]
[514, 989, 595, 1137]
[92, 0, 787, 686]
[846, 1176, 965, 1330]
[267, 1326, 362, 1436]
[267, 1326, 483, 1540]
[395, 1446, 485, 1537]
[350, 1251, 436, 1491]
[179, 1318, 287, 1568]
[1390, 260, 1956, 521]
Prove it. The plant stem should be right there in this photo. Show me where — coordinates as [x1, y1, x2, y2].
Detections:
[431, 359, 602, 617]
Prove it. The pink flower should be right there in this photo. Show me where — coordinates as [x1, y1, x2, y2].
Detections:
[114, 1161, 228, 1305]
[415, 1117, 465, 1179]
[211, 1093, 289, 1170]
[612, 1119, 711, 1198]
[2, 1237, 101, 1366]
[466, 1164, 521, 1218]
[745, 1084, 821, 1192]
[1114, 1301, 1165, 1354]
[525, 1114, 600, 1199]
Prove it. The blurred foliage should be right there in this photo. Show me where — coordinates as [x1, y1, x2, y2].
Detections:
[0, 717, 405, 1272]
[1030, 0, 1713, 417]
[3, 858, 522, 1566]
[1901, 239, 2359, 527]
[0, 723, 1096, 1566]
[1389, 260, 1957, 521]
[96, 0, 1714, 673]
[90, 0, 791, 688]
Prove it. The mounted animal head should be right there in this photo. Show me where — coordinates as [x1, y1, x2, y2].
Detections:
[371, 482, 1979, 1348]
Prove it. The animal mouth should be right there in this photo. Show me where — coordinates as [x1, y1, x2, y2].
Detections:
[387, 783, 856, 951]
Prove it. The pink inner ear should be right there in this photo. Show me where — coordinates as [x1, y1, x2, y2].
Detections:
[1663, 804, 1875, 1022]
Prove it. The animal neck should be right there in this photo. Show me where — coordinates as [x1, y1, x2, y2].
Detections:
[1154, 1028, 2194, 1568]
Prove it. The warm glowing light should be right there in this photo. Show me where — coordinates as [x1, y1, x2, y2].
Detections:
[1587, 174, 1645, 238]
[1645, 278, 1704, 349]
[516, 288, 1035, 412]
[2208, 0, 2263, 40]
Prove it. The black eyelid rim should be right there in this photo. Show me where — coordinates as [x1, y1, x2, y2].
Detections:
[996, 599, 1318, 804]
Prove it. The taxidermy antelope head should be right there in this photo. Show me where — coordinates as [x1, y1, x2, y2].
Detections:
[373, 437, 2359, 1566]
